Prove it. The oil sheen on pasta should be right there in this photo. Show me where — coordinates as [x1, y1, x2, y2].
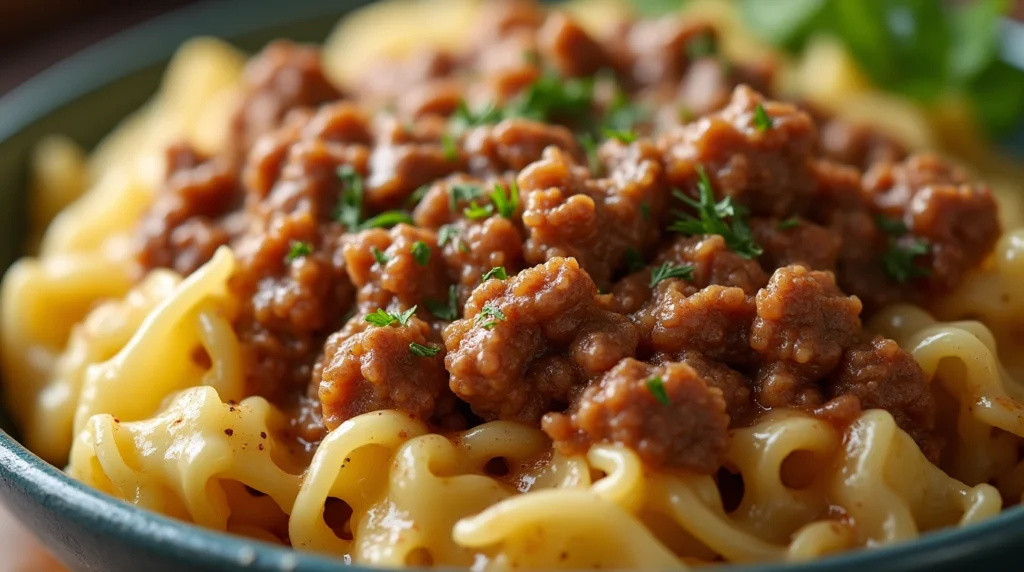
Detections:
[2, 0, 1023, 569]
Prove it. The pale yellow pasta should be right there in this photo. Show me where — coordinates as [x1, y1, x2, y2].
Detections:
[4, 0, 1024, 569]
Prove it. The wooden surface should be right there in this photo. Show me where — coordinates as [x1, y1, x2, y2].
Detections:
[0, 500, 65, 572]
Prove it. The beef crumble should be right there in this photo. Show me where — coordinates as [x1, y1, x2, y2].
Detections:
[133, 1, 996, 472]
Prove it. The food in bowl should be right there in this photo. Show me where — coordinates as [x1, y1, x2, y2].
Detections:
[3, 0, 1024, 568]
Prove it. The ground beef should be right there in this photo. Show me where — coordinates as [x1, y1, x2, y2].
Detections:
[819, 118, 907, 169]
[318, 315, 449, 429]
[828, 337, 941, 462]
[229, 40, 342, 160]
[519, 144, 666, 288]
[660, 86, 819, 218]
[443, 257, 637, 422]
[542, 357, 729, 472]
[751, 217, 840, 273]
[651, 285, 758, 368]
[537, 12, 609, 78]
[655, 234, 768, 295]
[653, 350, 752, 421]
[750, 266, 862, 406]
[136, 143, 239, 275]
[440, 215, 526, 304]
[343, 224, 450, 314]
[463, 118, 581, 175]
[863, 153, 1001, 293]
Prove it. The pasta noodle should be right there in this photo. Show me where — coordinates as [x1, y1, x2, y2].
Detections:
[3, 0, 1024, 569]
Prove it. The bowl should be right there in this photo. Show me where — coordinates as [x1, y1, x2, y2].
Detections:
[2, 1, 1024, 571]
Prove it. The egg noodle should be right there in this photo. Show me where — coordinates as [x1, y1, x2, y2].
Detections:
[3, 0, 1024, 568]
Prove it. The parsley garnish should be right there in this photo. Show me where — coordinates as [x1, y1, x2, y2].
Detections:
[409, 342, 441, 357]
[875, 215, 908, 236]
[438, 224, 459, 248]
[426, 285, 459, 321]
[602, 91, 648, 133]
[452, 100, 503, 131]
[464, 201, 494, 220]
[449, 183, 482, 212]
[777, 217, 800, 230]
[579, 133, 601, 175]
[482, 266, 508, 281]
[287, 241, 313, 262]
[753, 103, 774, 132]
[441, 133, 459, 161]
[603, 128, 638, 144]
[669, 166, 762, 259]
[411, 241, 430, 266]
[360, 210, 414, 230]
[365, 306, 417, 328]
[406, 184, 429, 208]
[883, 239, 931, 284]
[490, 181, 519, 219]
[505, 71, 594, 123]
[649, 262, 695, 287]
[371, 246, 389, 265]
[334, 165, 364, 229]
[624, 248, 645, 273]
[646, 376, 671, 406]
[476, 305, 507, 330]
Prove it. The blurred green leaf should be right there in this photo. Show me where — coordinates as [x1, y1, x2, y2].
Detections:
[737, 0, 826, 47]
[967, 59, 1024, 137]
[950, 0, 1009, 81]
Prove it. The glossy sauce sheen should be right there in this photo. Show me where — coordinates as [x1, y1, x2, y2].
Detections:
[133, 1, 999, 473]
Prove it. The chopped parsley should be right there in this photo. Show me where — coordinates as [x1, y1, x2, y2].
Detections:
[441, 133, 459, 161]
[875, 215, 931, 283]
[426, 285, 459, 321]
[669, 166, 762, 259]
[602, 128, 638, 144]
[490, 181, 519, 219]
[464, 201, 494, 220]
[882, 239, 932, 284]
[624, 248, 646, 273]
[438, 224, 459, 248]
[365, 306, 417, 328]
[360, 210, 414, 230]
[286, 241, 313, 262]
[646, 376, 671, 406]
[481, 266, 508, 281]
[505, 71, 594, 123]
[411, 241, 430, 266]
[409, 342, 441, 357]
[753, 103, 774, 132]
[452, 100, 503, 131]
[777, 217, 801, 230]
[578, 133, 601, 175]
[449, 183, 482, 212]
[406, 184, 429, 208]
[476, 305, 507, 330]
[334, 165, 365, 229]
[371, 246, 390, 265]
[649, 262, 695, 288]
[602, 90, 648, 133]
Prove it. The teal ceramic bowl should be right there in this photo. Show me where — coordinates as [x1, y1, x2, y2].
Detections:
[2, 1, 1024, 570]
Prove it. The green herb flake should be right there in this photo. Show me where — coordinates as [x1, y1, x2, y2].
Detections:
[287, 241, 313, 262]
[624, 248, 646, 273]
[453, 100, 503, 131]
[438, 224, 459, 248]
[406, 184, 430, 208]
[490, 181, 520, 219]
[482, 266, 508, 281]
[882, 238, 931, 284]
[464, 201, 495, 220]
[409, 342, 441, 357]
[441, 133, 459, 162]
[360, 210, 414, 230]
[371, 246, 390, 265]
[649, 262, 695, 288]
[669, 166, 763, 259]
[449, 183, 482, 212]
[426, 285, 459, 321]
[476, 305, 507, 330]
[411, 241, 431, 266]
[646, 376, 671, 406]
[396, 306, 417, 326]
[579, 133, 601, 175]
[505, 71, 594, 123]
[753, 103, 774, 132]
[365, 308, 398, 327]
[334, 165, 365, 229]
[875, 215, 908, 236]
[640, 202, 651, 221]
[602, 128, 638, 144]
[777, 217, 801, 230]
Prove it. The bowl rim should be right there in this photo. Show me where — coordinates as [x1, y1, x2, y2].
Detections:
[1, 0, 1024, 570]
